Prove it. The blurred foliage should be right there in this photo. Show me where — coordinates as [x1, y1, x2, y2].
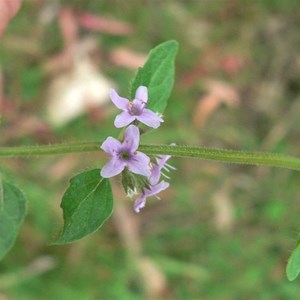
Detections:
[1, 0, 300, 299]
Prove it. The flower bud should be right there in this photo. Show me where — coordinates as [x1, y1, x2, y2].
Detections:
[121, 169, 150, 197]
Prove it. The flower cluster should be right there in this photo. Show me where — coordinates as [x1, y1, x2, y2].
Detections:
[101, 86, 174, 212]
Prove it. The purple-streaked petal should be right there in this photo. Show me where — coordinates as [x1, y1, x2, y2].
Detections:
[101, 157, 126, 178]
[144, 181, 169, 197]
[135, 86, 148, 103]
[134, 194, 146, 213]
[100, 137, 121, 155]
[136, 109, 163, 128]
[123, 125, 140, 152]
[127, 151, 151, 177]
[149, 164, 161, 185]
[109, 89, 130, 110]
[114, 111, 135, 128]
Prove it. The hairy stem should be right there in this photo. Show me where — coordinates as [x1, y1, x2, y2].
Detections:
[0, 143, 299, 171]
[0, 142, 100, 157]
[140, 145, 300, 171]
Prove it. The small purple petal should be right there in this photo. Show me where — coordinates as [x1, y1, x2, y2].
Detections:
[100, 137, 121, 155]
[101, 157, 126, 178]
[144, 181, 170, 197]
[123, 125, 140, 152]
[114, 111, 135, 128]
[127, 151, 151, 177]
[134, 194, 146, 213]
[135, 86, 148, 103]
[110, 89, 130, 110]
[133, 181, 169, 213]
[136, 109, 163, 128]
[157, 155, 171, 166]
[149, 164, 161, 185]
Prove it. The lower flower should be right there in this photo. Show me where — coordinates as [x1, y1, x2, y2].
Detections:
[133, 147, 175, 213]
[134, 181, 170, 213]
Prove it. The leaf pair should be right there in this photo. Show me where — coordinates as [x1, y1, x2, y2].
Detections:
[0, 169, 113, 256]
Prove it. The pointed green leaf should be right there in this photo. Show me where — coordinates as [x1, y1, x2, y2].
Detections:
[286, 238, 300, 281]
[0, 177, 26, 260]
[130, 40, 178, 114]
[53, 169, 113, 244]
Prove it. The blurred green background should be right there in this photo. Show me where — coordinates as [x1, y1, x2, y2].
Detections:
[1, 0, 300, 299]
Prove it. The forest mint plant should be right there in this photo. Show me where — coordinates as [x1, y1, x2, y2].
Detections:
[1, 39, 300, 281]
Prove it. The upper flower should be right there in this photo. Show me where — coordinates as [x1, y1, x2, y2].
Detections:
[110, 86, 163, 128]
[100, 125, 151, 178]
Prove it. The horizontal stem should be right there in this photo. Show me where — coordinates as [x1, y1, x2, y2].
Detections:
[139, 145, 300, 171]
[0, 143, 299, 171]
[0, 142, 100, 157]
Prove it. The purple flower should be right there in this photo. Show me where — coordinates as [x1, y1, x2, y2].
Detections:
[110, 86, 163, 128]
[100, 125, 151, 178]
[134, 181, 170, 213]
[133, 148, 175, 213]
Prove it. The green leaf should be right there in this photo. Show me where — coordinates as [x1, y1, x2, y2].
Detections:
[0, 177, 26, 260]
[130, 40, 178, 114]
[286, 238, 300, 281]
[53, 169, 113, 245]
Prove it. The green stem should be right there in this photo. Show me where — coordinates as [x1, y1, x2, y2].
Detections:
[139, 145, 300, 171]
[0, 143, 299, 171]
[0, 142, 100, 157]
